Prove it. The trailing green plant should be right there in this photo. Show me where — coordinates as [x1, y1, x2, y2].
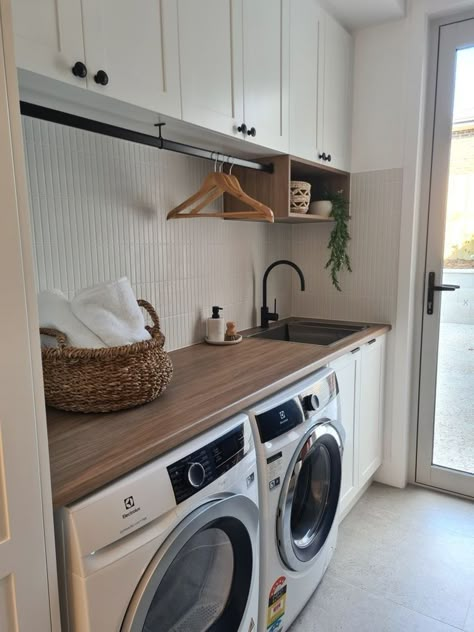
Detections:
[324, 190, 352, 291]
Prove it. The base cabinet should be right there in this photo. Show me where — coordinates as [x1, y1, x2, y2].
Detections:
[358, 335, 386, 486]
[331, 334, 386, 519]
[330, 348, 361, 517]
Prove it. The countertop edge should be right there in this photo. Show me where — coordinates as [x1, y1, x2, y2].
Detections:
[49, 323, 391, 507]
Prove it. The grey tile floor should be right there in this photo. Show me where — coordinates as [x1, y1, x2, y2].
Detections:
[291, 483, 474, 632]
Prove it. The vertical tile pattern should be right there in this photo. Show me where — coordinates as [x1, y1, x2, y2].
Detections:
[22, 117, 292, 350]
[292, 169, 403, 324]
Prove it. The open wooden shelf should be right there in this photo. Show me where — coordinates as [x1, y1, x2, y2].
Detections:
[225, 154, 350, 224]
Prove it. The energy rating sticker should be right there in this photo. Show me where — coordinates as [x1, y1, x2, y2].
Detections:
[266, 575, 287, 631]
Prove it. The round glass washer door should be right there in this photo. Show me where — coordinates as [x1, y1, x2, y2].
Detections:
[277, 422, 342, 572]
[121, 495, 258, 632]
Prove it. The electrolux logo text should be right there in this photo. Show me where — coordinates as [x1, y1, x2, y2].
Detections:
[122, 495, 141, 519]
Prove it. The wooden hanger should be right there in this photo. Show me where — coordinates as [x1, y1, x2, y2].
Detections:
[167, 170, 274, 222]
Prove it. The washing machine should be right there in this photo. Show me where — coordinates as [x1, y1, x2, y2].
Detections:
[55, 413, 259, 632]
[247, 368, 344, 632]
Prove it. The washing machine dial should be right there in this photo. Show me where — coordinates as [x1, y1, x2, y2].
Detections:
[303, 394, 319, 412]
[186, 462, 206, 488]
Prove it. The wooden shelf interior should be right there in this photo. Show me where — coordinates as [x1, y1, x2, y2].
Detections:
[224, 155, 350, 223]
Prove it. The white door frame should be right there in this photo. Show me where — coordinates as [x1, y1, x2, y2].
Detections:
[0, 0, 59, 628]
[415, 12, 474, 498]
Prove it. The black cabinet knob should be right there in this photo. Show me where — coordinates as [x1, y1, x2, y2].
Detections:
[94, 70, 109, 86]
[247, 127, 256, 137]
[327, 154, 332, 162]
[237, 123, 248, 134]
[72, 61, 87, 79]
[318, 152, 327, 161]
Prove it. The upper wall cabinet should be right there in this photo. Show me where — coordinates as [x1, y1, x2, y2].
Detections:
[177, 0, 243, 138]
[320, 10, 353, 172]
[12, 0, 182, 118]
[178, 0, 289, 152]
[81, 0, 181, 116]
[242, 0, 290, 152]
[12, 0, 85, 86]
[289, 1, 353, 172]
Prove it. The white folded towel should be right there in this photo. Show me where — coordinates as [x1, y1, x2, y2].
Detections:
[38, 289, 105, 349]
[71, 277, 151, 347]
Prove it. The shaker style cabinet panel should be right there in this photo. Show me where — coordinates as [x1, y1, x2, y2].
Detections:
[178, 0, 243, 137]
[331, 334, 386, 519]
[80, 0, 182, 116]
[289, 0, 322, 162]
[12, 0, 85, 86]
[358, 335, 386, 487]
[242, 0, 289, 152]
[317, 10, 353, 171]
[330, 348, 361, 518]
[289, 3, 353, 170]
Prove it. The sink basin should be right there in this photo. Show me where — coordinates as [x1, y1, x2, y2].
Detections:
[249, 321, 368, 346]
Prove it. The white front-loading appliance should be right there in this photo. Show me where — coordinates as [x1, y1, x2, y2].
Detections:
[247, 368, 344, 632]
[55, 413, 259, 632]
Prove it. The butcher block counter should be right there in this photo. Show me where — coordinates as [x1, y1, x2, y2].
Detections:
[47, 321, 390, 508]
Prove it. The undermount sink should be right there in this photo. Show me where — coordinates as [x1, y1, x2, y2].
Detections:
[248, 320, 369, 346]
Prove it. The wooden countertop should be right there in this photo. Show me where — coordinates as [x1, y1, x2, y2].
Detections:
[47, 321, 390, 508]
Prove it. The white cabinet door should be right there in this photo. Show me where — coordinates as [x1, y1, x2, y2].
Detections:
[81, 0, 181, 117]
[0, 3, 56, 628]
[242, 0, 289, 152]
[330, 348, 360, 518]
[359, 336, 386, 486]
[178, 0, 243, 137]
[11, 0, 85, 86]
[289, 0, 322, 162]
[317, 10, 352, 171]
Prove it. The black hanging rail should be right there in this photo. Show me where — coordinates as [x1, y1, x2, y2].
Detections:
[20, 102, 274, 174]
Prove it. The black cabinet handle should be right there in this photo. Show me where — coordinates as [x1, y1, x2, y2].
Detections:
[351, 347, 360, 354]
[247, 127, 256, 137]
[94, 70, 109, 86]
[72, 61, 87, 79]
[367, 338, 376, 345]
[237, 123, 247, 134]
[318, 152, 327, 161]
[426, 271, 460, 315]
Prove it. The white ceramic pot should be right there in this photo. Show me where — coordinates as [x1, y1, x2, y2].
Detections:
[309, 200, 333, 217]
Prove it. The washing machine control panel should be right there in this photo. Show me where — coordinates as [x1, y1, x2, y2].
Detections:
[255, 398, 304, 442]
[167, 424, 245, 504]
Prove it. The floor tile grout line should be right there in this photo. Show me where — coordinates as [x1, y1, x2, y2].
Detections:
[326, 571, 467, 631]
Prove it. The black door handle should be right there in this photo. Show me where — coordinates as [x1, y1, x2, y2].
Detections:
[426, 271, 460, 315]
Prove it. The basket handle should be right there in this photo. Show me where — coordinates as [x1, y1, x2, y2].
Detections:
[40, 327, 68, 349]
[138, 299, 164, 342]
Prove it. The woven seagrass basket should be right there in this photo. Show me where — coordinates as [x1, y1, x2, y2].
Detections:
[40, 300, 173, 413]
[290, 180, 311, 214]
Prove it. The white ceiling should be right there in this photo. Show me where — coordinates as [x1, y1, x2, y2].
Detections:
[319, 0, 406, 31]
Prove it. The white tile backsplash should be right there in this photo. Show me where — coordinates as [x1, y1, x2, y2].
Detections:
[22, 117, 292, 350]
[292, 168, 403, 324]
[23, 117, 402, 351]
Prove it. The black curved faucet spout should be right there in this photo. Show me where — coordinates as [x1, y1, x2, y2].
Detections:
[261, 260, 305, 328]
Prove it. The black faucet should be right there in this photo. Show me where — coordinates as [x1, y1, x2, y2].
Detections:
[261, 260, 305, 328]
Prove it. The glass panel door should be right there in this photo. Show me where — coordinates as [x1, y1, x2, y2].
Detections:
[417, 17, 474, 497]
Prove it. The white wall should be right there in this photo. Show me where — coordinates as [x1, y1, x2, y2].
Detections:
[345, 0, 474, 487]
[22, 117, 293, 351]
